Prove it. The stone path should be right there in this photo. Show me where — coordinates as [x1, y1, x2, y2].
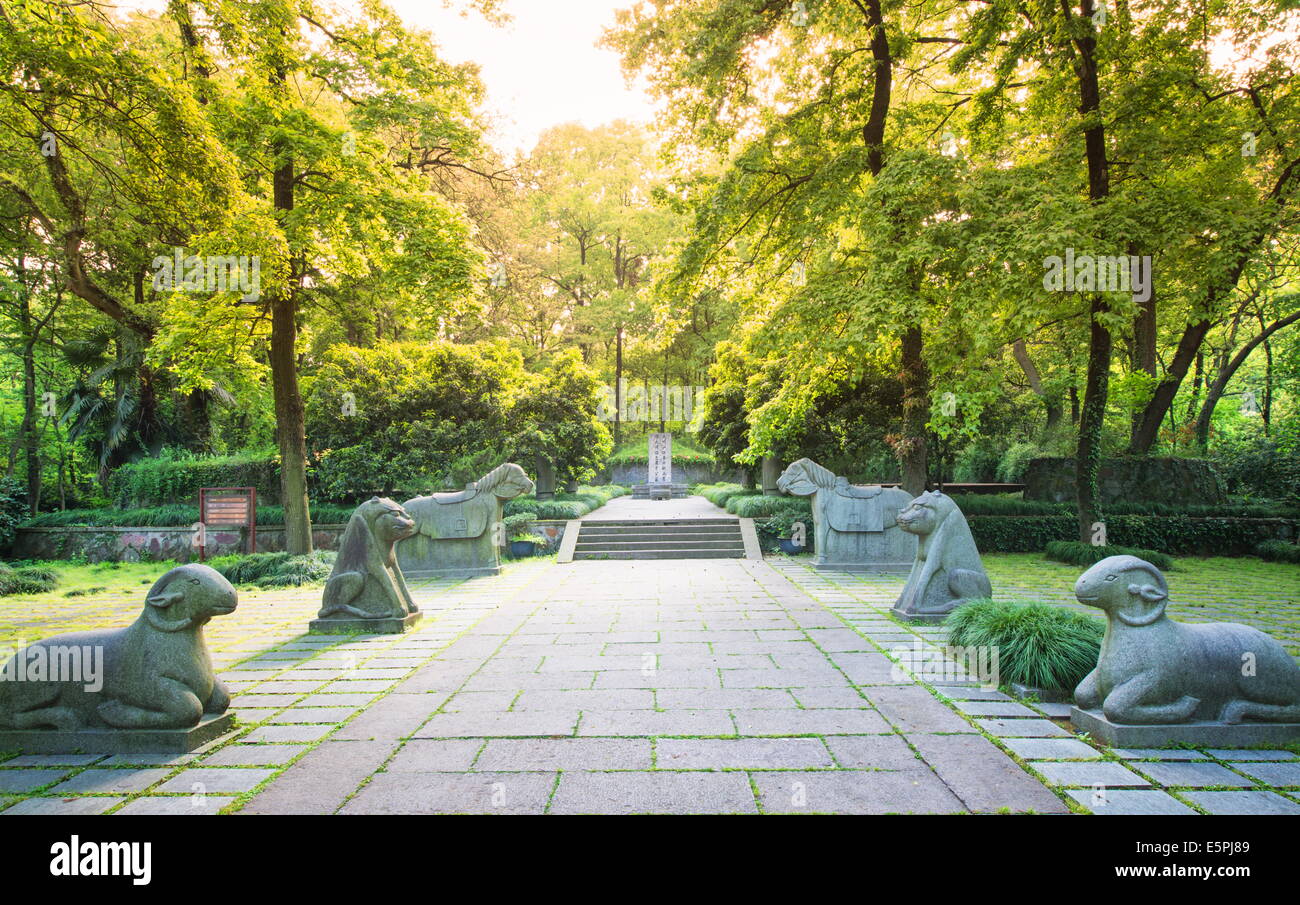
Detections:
[771, 559, 1300, 816]
[2, 545, 1297, 815]
[582, 494, 734, 521]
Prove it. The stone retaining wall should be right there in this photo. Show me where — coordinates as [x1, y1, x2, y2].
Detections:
[1024, 457, 1225, 505]
[12, 519, 576, 564]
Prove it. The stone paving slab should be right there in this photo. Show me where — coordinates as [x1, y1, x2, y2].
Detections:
[1132, 761, 1255, 789]
[550, 771, 758, 815]
[1067, 788, 1197, 815]
[1184, 791, 1300, 815]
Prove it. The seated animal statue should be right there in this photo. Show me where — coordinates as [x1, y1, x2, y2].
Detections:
[0, 565, 236, 730]
[399, 463, 535, 578]
[1074, 555, 1300, 725]
[318, 497, 418, 622]
[776, 458, 915, 572]
[891, 491, 992, 621]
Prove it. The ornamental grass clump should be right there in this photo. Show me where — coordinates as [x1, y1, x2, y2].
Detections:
[945, 598, 1104, 692]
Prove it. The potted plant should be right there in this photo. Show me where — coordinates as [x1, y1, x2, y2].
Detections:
[510, 534, 539, 557]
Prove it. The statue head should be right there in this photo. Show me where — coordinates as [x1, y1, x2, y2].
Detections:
[776, 458, 827, 497]
[896, 491, 956, 536]
[143, 564, 238, 633]
[358, 497, 417, 546]
[1074, 555, 1169, 627]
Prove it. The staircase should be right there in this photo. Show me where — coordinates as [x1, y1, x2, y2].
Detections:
[571, 518, 747, 560]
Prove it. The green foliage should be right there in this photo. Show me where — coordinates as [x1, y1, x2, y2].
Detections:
[110, 451, 281, 507]
[952, 439, 1002, 483]
[0, 561, 59, 596]
[1255, 540, 1300, 564]
[726, 494, 811, 519]
[968, 514, 1293, 556]
[996, 443, 1042, 484]
[506, 350, 613, 486]
[693, 482, 751, 508]
[502, 485, 628, 521]
[1212, 434, 1300, 503]
[502, 513, 537, 537]
[0, 476, 27, 553]
[944, 599, 1104, 692]
[609, 435, 716, 468]
[209, 551, 336, 588]
[21, 502, 354, 528]
[1044, 541, 1175, 571]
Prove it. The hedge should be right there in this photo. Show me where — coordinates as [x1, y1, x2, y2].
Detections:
[22, 503, 356, 529]
[503, 485, 628, 520]
[110, 453, 282, 507]
[969, 515, 1297, 556]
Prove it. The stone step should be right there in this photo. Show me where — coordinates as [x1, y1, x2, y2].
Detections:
[572, 548, 746, 560]
[581, 519, 739, 527]
[575, 539, 746, 552]
[577, 532, 743, 544]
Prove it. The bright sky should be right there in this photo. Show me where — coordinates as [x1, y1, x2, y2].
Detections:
[387, 0, 657, 158]
[124, 0, 657, 159]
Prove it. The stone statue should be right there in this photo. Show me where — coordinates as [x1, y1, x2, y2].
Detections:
[0, 564, 235, 731]
[891, 491, 992, 623]
[314, 497, 419, 632]
[1071, 555, 1300, 745]
[776, 458, 915, 572]
[398, 463, 535, 579]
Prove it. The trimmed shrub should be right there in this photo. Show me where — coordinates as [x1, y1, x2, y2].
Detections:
[209, 551, 336, 588]
[0, 561, 59, 596]
[502, 486, 627, 521]
[110, 452, 282, 507]
[945, 599, 1104, 692]
[1044, 540, 1174, 571]
[503, 513, 537, 537]
[694, 483, 751, 509]
[21, 503, 356, 529]
[968, 514, 1295, 556]
[1255, 540, 1300, 564]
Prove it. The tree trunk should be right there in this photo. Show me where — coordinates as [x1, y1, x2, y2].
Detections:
[16, 254, 41, 515]
[1129, 247, 1156, 449]
[898, 324, 929, 496]
[614, 326, 623, 446]
[1012, 339, 1062, 434]
[269, 135, 313, 554]
[1192, 309, 1300, 447]
[1071, 0, 1112, 543]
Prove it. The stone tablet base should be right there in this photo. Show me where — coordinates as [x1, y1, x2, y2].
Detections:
[889, 607, 952, 624]
[1012, 682, 1072, 703]
[1071, 707, 1300, 748]
[402, 566, 500, 581]
[0, 712, 235, 755]
[310, 612, 424, 635]
[817, 561, 911, 574]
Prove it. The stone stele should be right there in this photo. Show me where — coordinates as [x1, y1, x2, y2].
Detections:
[312, 497, 423, 634]
[0, 564, 237, 754]
[891, 491, 992, 623]
[775, 458, 916, 572]
[1071, 555, 1300, 747]
[398, 463, 535, 579]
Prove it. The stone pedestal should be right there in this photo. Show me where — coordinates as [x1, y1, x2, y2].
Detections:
[310, 612, 423, 635]
[0, 712, 234, 755]
[762, 456, 782, 496]
[535, 456, 556, 501]
[1071, 707, 1300, 748]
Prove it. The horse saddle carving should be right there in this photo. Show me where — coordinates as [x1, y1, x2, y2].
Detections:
[405, 484, 489, 540]
[826, 480, 886, 533]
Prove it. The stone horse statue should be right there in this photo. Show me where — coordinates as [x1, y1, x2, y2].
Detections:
[776, 458, 915, 572]
[398, 463, 535, 579]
